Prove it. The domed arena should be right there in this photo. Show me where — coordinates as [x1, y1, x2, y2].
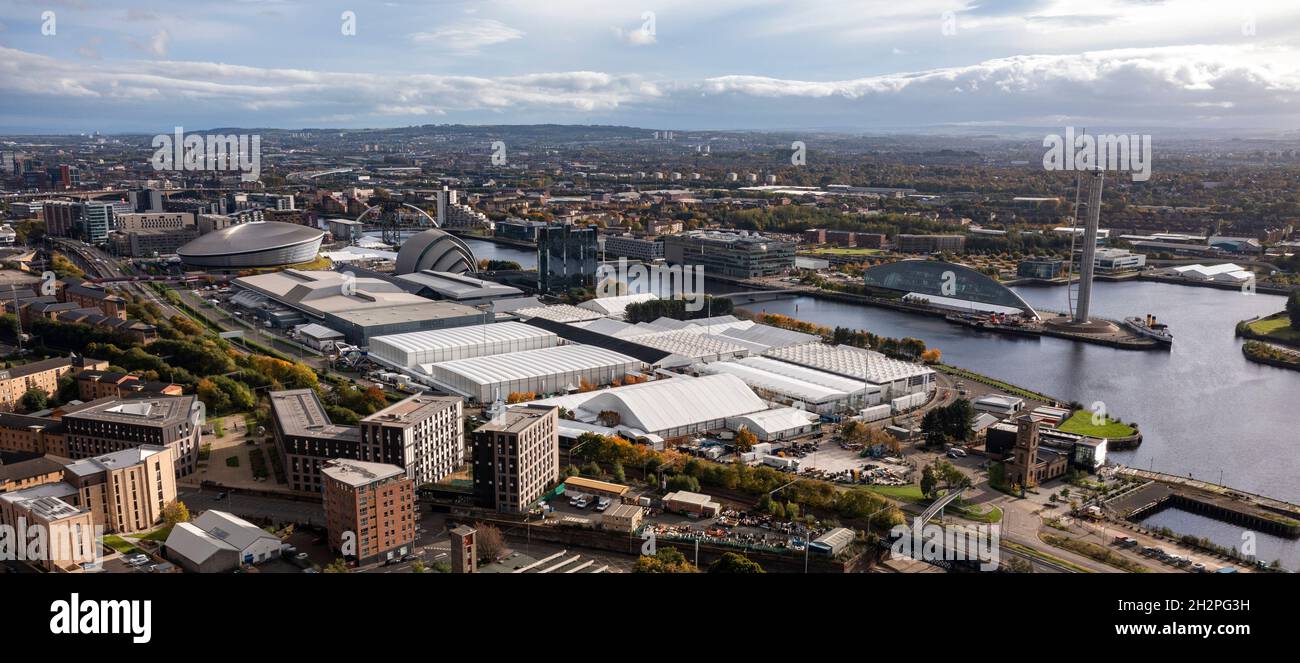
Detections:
[394, 228, 477, 275]
[177, 222, 325, 269]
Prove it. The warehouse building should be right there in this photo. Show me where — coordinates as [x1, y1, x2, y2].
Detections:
[764, 343, 935, 399]
[231, 269, 488, 345]
[369, 321, 558, 369]
[697, 355, 878, 413]
[425, 344, 642, 402]
[529, 374, 767, 440]
[725, 407, 821, 441]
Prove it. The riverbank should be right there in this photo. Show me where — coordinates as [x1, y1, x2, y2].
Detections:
[1241, 341, 1300, 371]
[1235, 312, 1300, 348]
[447, 229, 537, 250]
[712, 274, 1163, 350]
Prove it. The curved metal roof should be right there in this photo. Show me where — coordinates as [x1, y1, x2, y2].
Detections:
[394, 229, 477, 275]
[177, 222, 324, 258]
[862, 259, 1038, 317]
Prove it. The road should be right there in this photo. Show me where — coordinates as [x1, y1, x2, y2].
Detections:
[179, 486, 326, 527]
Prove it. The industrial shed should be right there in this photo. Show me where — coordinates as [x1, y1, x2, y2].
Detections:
[764, 343, 935, 396]
[697, 355, 878, 413]
[726, 407, 821, 441]
[369, 321, 557, 368]
[425, 344, 641, 402]
[530, 374, 767, 439]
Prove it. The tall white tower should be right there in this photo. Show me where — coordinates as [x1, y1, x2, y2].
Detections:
[1073, 170, 1104, 324]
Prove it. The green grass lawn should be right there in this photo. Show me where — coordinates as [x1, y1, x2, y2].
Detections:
[953, 503, 1003, 524]
[139, 524, 174, 543]
[1056, 410, 1136, 438]
[103, 535, 142, 555]
[1246, 314, 1300, 344]
[864, 484, 926, 503]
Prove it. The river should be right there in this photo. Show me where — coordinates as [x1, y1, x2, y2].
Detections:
[461, 238, 537, 269]
[735, 280, 1299, 504]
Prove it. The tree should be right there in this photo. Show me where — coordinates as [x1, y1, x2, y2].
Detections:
[708, 552, 766, 573]
[161, 500, 190, 526]
[475, 522, 508, 562]
[610, 461, 626, 483]
[665, 474, 700, 492]
[1289, 291, 1300, 329]
[633, 547, 699, 573]
[581, 461, 603, 478]
[734, 427, 758, 452]
[20, 388, 48, 413]
[1004, 557, 1034, 573]
[323, 558, 350, 573]
[920, 348, 942, 364]
[410, 560, 426, 573]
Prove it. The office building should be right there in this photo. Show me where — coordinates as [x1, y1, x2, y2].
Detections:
[472, 405, 559, 514]
[537, 224, 598, 293]
[1092, 248, 1147, 274]
[896, 234, 966, 254]
[78, 202, 115, 244]
[663, 230, 795, 278]
[1017, 257, 1067, 279]
[322, 458, 416, 565]
[129, 188, 164, 213]
[603, 235, 665, 261]
[230, 269, 489, 345]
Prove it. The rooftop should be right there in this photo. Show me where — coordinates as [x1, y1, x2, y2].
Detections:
[362, 393, 460, 427]
[63, 395, 197, 427]
[64, 445, 169, 478]
[269, 389, 360, 441]
[477, 405, 556, 435]
[321, 458, 405, 487]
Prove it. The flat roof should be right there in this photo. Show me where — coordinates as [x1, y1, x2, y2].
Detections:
[65, 445, 168, 477]
[362, 393, 460, 427]
[427, 344, 639, 387]
[477, 405, 556, 435]
[269, 389, 360, 441]
[62, 395, 196, 427]
[564, 476, 629, 496]
[321, 458, 405, 487]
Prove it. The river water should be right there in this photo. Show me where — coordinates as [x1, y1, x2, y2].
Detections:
[736, 280, 1298, 503]
[462, 238, 537, 269]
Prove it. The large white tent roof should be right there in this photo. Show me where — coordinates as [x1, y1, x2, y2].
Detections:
[427, 344, 638, 386]
[697, 356, 871, 404]
[764, 343, 935, 385]
[372, 321, 554, 356]
[529, 374, 766, 435]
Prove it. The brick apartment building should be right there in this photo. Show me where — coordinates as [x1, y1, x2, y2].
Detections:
[321, 458, 416, 565]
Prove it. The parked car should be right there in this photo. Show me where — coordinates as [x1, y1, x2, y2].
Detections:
[574, 498, 590, 509]
[595, 498, 611, 512]
[1115, 536, 1139, 548]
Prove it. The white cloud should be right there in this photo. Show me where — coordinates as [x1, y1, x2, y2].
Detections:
[2, 41, 1298, 129]
[409, 19, 524, 51]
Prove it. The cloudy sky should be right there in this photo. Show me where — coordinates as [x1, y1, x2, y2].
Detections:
[1, 0, 1298, 133]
